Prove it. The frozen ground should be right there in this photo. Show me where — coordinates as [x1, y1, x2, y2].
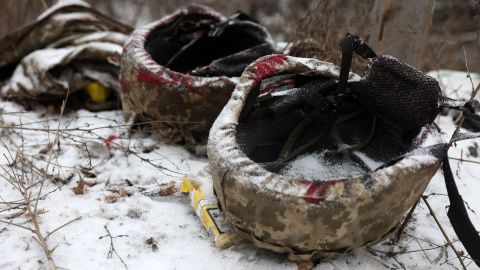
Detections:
[0, 70, 479, 269]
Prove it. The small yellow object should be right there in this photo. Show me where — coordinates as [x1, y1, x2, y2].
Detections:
[181, 176, 242, 249]
[179, 176, 199, 193]
[85, 82, 109, 103]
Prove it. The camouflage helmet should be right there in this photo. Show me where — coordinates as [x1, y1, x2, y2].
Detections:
[207, 53, 445, 261]
[120, 4, 276, 148]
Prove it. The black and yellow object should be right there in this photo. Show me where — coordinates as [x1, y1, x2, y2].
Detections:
[180, 176, 242, 249]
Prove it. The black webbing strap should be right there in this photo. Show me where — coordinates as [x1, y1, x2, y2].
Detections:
[439, 96, 480, 113]
[337, 33, 377, 94]
[387, 142, 480, 266]
[208, 11, 258, 37]
[442, 153, 480, 267]
[337, 33, 480, 264]
[439, 96, 480, 127]
[451, 131, 480, 143]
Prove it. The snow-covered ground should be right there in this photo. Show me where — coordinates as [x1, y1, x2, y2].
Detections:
[0, 70, 479, 269]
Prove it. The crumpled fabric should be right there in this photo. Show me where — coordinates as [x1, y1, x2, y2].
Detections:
[0, 0, 132, 106]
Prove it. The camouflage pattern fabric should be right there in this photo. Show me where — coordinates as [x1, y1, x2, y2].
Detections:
[207, 54, 444, 261]
[120, 5, 276, 148]
[0, 0, 132, 105]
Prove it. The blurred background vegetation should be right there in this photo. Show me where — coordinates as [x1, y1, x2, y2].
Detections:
[0, 0, 479, 72]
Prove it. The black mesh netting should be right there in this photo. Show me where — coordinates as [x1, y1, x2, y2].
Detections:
[235, 42, 480, 264]
[236, 55, 441, 177]
[353, 56, 440, 131]
[145, 11, 276, 77]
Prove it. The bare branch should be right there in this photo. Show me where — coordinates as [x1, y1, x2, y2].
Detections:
[100, 225, 128, 270]
[45, 216, 82, 240]
[422, 196, 467, 270]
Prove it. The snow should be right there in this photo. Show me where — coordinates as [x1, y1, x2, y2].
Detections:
[280, 151, 367, 180]
[0, 70, 480, 269]
[352, 151, 384, 170]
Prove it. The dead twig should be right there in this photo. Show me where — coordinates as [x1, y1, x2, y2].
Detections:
[392, 200, 420, 243]
[0, 94, 83, 270]
[34, 96, 67, 214]
[414, 237, 433, 264]
[450, 156, 480, 165]
[45, 216, 82, 240]
[99, 225, 128, 269]
[449, 48, 480, 146]
[422, 196, 467, 270]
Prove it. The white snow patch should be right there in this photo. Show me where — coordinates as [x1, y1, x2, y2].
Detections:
[280, 152, 366, 180]
[352, 151, 384, 170]
[1, 69, 480, 269]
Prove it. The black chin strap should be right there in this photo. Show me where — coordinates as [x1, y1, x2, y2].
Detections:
[442, 154, 480, 267]
[439, 92, 480, 266]
[208, 11, 258, 37]
[337, 33, 480, 266]
[439, 96, 480, 112]
[337, 33, 377, 95]
[439, 96, 480, 125]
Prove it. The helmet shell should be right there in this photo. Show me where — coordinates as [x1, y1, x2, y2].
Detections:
[120, 5, 272, 146]
[207, 54, 443, 261]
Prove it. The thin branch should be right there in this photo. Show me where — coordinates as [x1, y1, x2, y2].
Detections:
[0, 219, 34, 232]
[422, 196, 467, 270]
[450, 156, 480, 165]
[34, 96, 67, 214]
[100, 225, 128, 269]
[449, 81, 480, 145]
[392, 199, 420, 243]
[45, 216, 82, 240]
[414, 237, 433, 264]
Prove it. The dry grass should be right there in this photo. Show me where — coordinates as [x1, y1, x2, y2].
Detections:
[287, 0, 375, 73]
[0, 98, 78, 270]
[0, 0, 478, 72]
[0, 96, 184, 268]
